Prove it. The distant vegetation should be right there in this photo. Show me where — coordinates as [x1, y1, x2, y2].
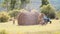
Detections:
[41, 4, 56, 19]
[0, 12, 10, 22]
[40, 0, 56, 19]
[9, 10, 20, 17]
[2, 0, 30, 11]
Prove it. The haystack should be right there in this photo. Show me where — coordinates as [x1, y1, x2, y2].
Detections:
[17, 9, 40, 25]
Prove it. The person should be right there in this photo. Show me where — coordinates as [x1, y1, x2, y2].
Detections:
[43, 15, 52, 24]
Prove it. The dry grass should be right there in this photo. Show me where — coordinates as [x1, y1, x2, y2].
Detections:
[0, 20, 60, 34]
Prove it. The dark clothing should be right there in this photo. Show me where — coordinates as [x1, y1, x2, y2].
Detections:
[43, 15, 51, 23]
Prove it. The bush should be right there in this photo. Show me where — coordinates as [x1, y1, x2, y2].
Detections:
[0, 12, 10, 22]
[9, 10, 20, 17]
[41, 4, 56, 19]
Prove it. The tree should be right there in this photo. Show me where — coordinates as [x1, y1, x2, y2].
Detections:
[10, 0, 16, 10]
[41, 0, 49, 7]
[41, 4, 56, 19]
[9, 10, 20, 17]
[20, 0, 30, 9]
[2, 0, 16, 11]
[40, 0, 56, 19]
[3, 0, 21, 10]
[3, 0, 30, 10]
[14, 0, 21, 10]
[2, 0, 10, 12]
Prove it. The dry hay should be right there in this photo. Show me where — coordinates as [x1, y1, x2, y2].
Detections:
[17, 9, 45, 25]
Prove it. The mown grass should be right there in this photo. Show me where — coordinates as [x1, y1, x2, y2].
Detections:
[0, 20, 60, 34]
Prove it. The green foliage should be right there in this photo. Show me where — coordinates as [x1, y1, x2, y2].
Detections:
[41, 0, 49, 7]
[3, 0, 30, 10]
[21, 0, 30, 3]
[14, 0, 21, 9]
[2, 0, 10, 7]
[20, 0, 30, 9]
[0, 12, 10, 22]
[2, 0, 10, 11]
[10, 0, 16, 10]
[41, 4, 56, 19]
[9, 10, 20, 17]
[2, 0, 17, 10]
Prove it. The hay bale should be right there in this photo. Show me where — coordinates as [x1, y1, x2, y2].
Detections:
[17, 9, 40, 25]
[17, 9, 46, 25]
[38, 13, 46, 25]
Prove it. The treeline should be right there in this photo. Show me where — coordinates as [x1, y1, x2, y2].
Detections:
[2, 0, 30, 11]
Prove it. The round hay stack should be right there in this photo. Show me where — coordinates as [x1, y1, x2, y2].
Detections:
[17, 9, 40, 25]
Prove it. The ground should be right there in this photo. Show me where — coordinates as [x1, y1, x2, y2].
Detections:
[0, 20, 60, 34]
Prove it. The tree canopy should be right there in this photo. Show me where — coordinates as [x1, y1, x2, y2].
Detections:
[41, 0, 49, 7]
[2, 0, 30, 11]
